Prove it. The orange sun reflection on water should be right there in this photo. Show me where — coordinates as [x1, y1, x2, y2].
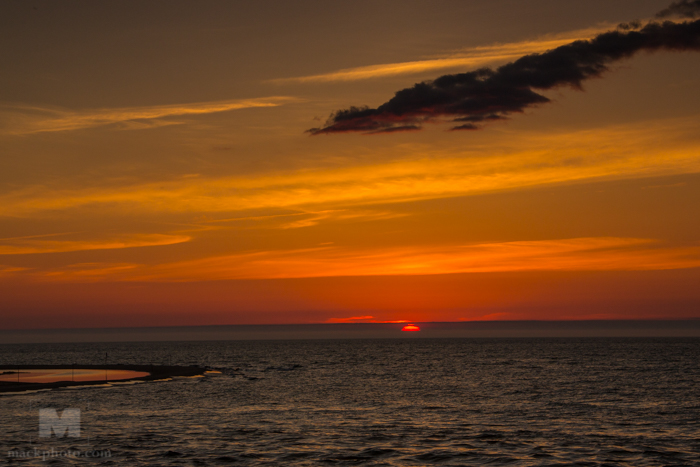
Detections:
[401, 324, 421, 332]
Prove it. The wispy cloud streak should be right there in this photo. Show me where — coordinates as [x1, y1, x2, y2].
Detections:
[326, 316, 376, 323]
[0, 234, 190, 255]
[1, 97, 299, 135]
[26, 237, 700, 282]
[269, 28, 608, 84]
[142, 238, 700, 281]
[1, 116, 698, 218]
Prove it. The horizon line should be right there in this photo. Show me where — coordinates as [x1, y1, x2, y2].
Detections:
[2, 319, 700, 344]
[2, 317, 700, 333]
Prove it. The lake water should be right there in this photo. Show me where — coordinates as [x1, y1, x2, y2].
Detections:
[1, 338, 699, 465]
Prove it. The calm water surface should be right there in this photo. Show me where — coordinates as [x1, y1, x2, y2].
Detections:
[1, 338, 698, 466]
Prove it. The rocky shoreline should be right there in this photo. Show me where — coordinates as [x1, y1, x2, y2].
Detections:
[0, 364, 208, 393]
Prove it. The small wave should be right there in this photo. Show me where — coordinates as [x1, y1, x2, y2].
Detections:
[63, 383, 112, 390]
[264, 364, 303, 372]
[0, 388, 52, 396]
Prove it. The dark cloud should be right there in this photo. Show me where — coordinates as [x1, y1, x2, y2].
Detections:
[657, 0, 700, 18]
[368, 125, 421, 134]
[450, 124, 479, 131]
[309, 8, 700, 135]
[453, 114, 506, 123]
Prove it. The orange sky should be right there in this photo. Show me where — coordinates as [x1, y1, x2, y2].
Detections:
[1, 1, 699, 329]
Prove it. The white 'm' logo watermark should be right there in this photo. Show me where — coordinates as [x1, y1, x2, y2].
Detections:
[39, 408, 81, 438]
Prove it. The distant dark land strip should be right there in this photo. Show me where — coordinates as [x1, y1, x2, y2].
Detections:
[0, 364, 207, 393]
[1, 320, 700, 343]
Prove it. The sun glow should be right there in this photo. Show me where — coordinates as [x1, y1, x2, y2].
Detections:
[2, 1, 700, 329]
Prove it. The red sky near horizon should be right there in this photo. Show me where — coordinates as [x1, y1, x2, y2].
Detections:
[1, 1, 700, 330]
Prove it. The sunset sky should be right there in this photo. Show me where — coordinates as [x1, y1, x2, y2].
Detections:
[2, 0, 700, 329]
